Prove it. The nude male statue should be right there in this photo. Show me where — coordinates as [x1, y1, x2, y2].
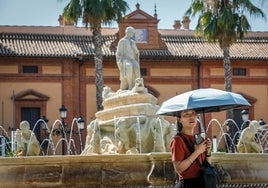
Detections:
[116, 26, 141, 90]
[15, 120, 40, 156]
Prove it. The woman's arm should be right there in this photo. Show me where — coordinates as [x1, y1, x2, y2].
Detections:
[173, 140, 207, 173]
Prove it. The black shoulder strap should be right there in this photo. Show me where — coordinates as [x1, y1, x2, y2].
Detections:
[179, 133, 194, 153]
[180, 133, 206, 166]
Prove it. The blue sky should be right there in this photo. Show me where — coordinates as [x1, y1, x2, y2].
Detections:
[0, 0, 267, 31]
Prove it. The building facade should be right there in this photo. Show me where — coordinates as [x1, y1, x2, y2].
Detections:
[1, 4, 268, 154]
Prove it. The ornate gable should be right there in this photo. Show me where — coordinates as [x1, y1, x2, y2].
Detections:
[129, 13, 147, 19]
[114, 3, 167, 50]
[12, 89, 49, 101]
[126, 4, 155, 20]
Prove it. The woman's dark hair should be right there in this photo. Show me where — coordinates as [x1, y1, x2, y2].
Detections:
[175, 112, 183, 133]
[176, 121, 183, 133]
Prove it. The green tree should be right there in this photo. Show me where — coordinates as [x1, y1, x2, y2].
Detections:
[186, 0, 265, 113]
[185, 0, 266, 151]
[62, 0, 129, 111]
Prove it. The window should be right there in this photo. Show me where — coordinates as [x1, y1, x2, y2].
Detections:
[22, 66, 38, 73]
[233, 68, 246, 76]
[134, 29, 147, 43]
[140, 68, 147, 76]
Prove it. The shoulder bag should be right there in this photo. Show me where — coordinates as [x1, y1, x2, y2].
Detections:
[179, 134, 217, 188]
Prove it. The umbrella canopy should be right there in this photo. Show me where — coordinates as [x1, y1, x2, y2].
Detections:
[156, 88, 250, 117]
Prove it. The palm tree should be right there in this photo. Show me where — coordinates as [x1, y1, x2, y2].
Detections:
[186, 0, 266, 152]
[185, 0, 266, 120]
[62, 0, 129, 111]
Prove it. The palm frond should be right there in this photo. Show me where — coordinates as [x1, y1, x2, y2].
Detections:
[63, 0, 82, 24]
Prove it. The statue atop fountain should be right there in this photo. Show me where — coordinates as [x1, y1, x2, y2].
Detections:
[15, 120, 41, 156]
[237, 120, 262, 153]
[116, 26, 140, 91]
[81, 26, 175, 155]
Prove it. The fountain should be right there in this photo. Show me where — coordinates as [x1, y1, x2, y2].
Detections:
[0, 26, 268, 187]
[81, 82, 175, 155]
[1, 116, 268, 187]
[0, 76, 179, 186]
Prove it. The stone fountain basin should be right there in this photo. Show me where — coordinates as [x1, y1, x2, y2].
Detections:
[212, 152, 268, 184]
[0, 153, 268, 187]
[96, 103, 160, 121]
[0, 153, 174, 188]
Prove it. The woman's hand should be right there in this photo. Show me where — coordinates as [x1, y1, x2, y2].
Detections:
[206, 138, 212, 153]
[194, 140, 207, 155]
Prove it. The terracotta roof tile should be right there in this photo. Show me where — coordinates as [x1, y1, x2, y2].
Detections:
[0, 26, 118, 36]
[1, 26, 268, 60]
[0, 32, 96, 57]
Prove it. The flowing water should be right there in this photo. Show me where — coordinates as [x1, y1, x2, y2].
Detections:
[0, 118, 83, 156]
[0, 118, 267, 156]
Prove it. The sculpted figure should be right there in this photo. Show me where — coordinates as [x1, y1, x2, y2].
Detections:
[162, 121, 176, 152]
[255, 120, 268, 153]
[150, 118, 174, 152]
[116, 119, 133, 153]
[81, 120, 101, 155]
[116, 117, 146, 153]
[237, 120, 262, 153]
[15, 120, 40, 156]
[116, 26, 141, 90]
[82, 120, 96, 152]
[116, 116, 170, 153]
[132, 78, 147, 93]
[102, 86, 116, 100]
[100, 136, 118, 154]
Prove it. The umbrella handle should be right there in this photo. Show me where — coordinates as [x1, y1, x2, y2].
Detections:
[194, 134, 204, 145]
[197, 114, 206, 135]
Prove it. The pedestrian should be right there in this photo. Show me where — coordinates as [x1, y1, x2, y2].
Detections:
[170, 109, 212, 188]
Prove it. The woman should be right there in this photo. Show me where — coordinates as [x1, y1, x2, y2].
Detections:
[170, 109, 212, 188]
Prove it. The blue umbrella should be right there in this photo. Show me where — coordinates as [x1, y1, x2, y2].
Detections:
[156, 88, 250, 117]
